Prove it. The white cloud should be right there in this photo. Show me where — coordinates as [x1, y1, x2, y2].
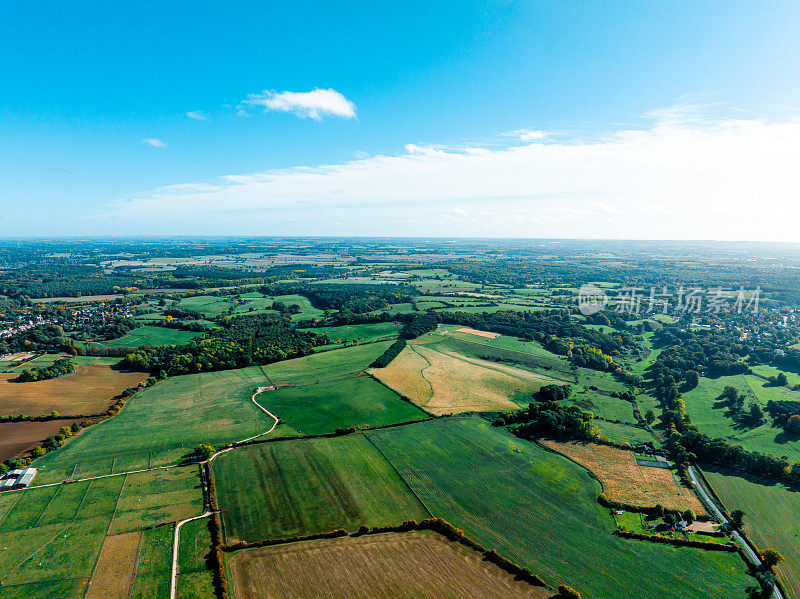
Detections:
[108, 106, 800, 240]
[142, 138, 166, 148]
[186, 110, 208, 121]
[505, 129, 549, 141]
[239, 88, 356, 120]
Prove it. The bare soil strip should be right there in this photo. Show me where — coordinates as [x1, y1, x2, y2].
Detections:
[85, 531, 142, 599]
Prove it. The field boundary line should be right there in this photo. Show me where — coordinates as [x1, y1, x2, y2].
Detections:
[0, 487, 25, 528]
[0, 521, 74, 583]
[364, 433, 435, 519]
[34, 483, 63, 527]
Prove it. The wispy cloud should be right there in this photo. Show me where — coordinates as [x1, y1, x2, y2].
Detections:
[186, 110, 208, 121]
[105, 104, 800, 240]
[142, 138, 167, 148]
[239, 88, 356, 120]
[504, 129, 549, 141]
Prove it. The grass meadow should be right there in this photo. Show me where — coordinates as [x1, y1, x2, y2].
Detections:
[683, 375, 800, 463]
[300, 322, 401, 348]
[258, 376, 426, 435]
[0, 465, 203, 598]
[365, 417, 752, 599]
[176, 517, 215, 599]
[704, 468, 800, 599]
[83, 325, 204, 348]
[213, 435, 429, 543]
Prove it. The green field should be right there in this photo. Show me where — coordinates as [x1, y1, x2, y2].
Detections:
[213, 434, 429, 543]
[704, 469, 800, 598]
[258, 376, 426, 435]
[592, 419, 655, 444]
[262, 341, 392, 386]
[28, 343, 389, 484]
[110, 466, 204, 533]
[176, 292, 324, 321]
[176, 517, 215, 599]
[130, 525, 174, 599]
[0, 477, 121, 597]
[683, 375, 800, 462]
[84, 325, 204, 348]
[366, 417, 752, 599]
[29, 367, 281, 484]
[0, 465, 204, 598]
[300, 322, 401, 348]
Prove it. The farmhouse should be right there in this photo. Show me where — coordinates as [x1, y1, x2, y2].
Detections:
[0, 467, 37, 491]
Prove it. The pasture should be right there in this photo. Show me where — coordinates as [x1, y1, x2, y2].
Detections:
[29, 343, 388, 484]
[83, 325, 204, 348]
[109, 466, 204, 533]
[370, 343, 557, 415]
[366, 417, 752, 599]
[0, 465, 203, 598]
[227, 531, 552, 599]
[0, 477, 123, 597]
[262, 341, 392, 386]
[29, 366, 284, 484]
[258, 376, 425, 435]
[541, 440, 703, 512]
[213, 435, 429, 543]
[129, 525, 173, 599]
[300, 322, 401, 348]
[176, 292, 324, 321]
[0, 364, 148, 417]
[683, 375, 800, 463]
[704, 469, 800, 598]
[176, 517, 215, 599]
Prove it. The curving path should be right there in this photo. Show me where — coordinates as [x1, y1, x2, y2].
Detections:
[171, 386, 282, 597]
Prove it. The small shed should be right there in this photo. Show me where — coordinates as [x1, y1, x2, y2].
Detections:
[13, 468, 37, 489]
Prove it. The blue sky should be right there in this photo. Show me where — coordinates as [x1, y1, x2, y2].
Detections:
[1, 1, 799, 239]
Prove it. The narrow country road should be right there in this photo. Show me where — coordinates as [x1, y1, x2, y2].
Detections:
[687, 465, 784, 599]
[209, 386, 280, 462]
[170, 512, 212, 599]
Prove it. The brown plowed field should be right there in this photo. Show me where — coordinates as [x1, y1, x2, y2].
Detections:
[0, 418, 85, 461]
[0, 365, 147, 416]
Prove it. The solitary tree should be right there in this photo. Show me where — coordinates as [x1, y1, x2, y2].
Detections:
[644, 410, 656, 425]
[749, 402, 765, 423]
[557, 585, 581, 599]
[777, 372, 789, 387]
[730, 509, 745, 529]
[760, 549, 784, 570]
[682, 509, 696, 524]
[786, 414, 800, 434]
[195, 443, 216, 460]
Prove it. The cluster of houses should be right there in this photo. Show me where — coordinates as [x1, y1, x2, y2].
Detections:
[0, 468, 37, 492]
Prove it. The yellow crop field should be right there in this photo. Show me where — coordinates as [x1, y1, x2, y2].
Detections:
[370, 345, 557, 415]
[228, 531, 552, 599]
[542, 440, 704, 513]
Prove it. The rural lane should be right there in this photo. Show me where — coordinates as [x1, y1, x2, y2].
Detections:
[687, 465, 785, 599]
[170, 512, 213, 599]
